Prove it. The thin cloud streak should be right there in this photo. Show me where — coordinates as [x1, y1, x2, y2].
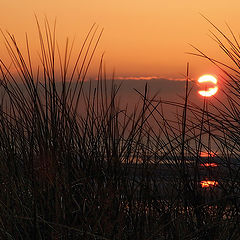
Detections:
[114, 76, 186, 81]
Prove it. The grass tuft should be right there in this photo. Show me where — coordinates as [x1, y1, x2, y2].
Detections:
[0, 17, 239, 239]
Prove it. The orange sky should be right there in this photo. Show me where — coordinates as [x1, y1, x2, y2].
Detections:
[0, 1, 239, 80]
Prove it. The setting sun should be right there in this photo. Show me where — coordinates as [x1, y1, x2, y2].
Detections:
[198, 74, 218, 97]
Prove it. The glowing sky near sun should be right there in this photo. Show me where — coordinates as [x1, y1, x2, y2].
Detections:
[0, 0, 239, 79]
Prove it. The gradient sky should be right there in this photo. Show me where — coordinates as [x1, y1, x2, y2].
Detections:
[0, 0, 239, 81]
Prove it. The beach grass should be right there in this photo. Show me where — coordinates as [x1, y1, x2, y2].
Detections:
[0, 17, 240, 239]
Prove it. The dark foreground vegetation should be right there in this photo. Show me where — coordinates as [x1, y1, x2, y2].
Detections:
[0, 18, 240, 240]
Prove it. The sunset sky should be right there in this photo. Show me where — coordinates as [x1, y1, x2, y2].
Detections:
[0, 1, 239, 82]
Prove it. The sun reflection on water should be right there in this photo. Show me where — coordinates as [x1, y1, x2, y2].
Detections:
[200, 180, 219, 188]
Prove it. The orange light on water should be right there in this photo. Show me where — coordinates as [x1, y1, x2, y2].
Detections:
[200, 151, 216, 157]
[200, 180, 218, 188]
[198, 74, 218, 97]
[200, 163, 218, 167]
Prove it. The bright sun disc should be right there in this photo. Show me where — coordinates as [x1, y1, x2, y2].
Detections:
[198, 74, 218, 97]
